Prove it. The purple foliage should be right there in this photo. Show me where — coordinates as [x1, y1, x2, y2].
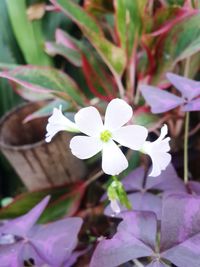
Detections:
[91, 193, 200, 267]
[0, 196, 83, 267]
[140, 85, 184, 113]
[141, 73, 200, 113]
[166, 73, 200, 101]
[104, 164, 186, 219]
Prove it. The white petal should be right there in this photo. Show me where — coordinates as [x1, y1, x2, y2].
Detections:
[102, 140, 128, 175]
[110, 199, 121, 214]
[45, 107, 79, 143]
[149, 153, 171, 177]
[104, 98, 133, 131]
[112, 125, 148, 150]
[70, 136, 103, 159]
[142, 138, 171, 177]
[157, 124, 168, 141]
[75, 106, 103, 136]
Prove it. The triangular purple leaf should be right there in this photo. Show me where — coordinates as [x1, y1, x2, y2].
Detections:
[145, 164, 186, 192]
[90, 212, 156, 267]
[30, 217, 83, 266]
[166, 73, 200, 101]
[123, 166, 145, 192]
[20, 242, 45, 266]
[0, 243, 22, 267]
[140, 85, 184, 113]
[161, 193, 200, 251]
[0, 196, 50, 237]
[104, 192, 162, 220]
[182, 98, 200, 111]
[63, 249, 88, 267]
[188, 181, 200, 195]
[158, 193, 200, 267]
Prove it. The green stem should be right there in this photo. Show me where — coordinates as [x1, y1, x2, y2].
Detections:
[183, 56, 191, 184]
[184, 112, 190, 184]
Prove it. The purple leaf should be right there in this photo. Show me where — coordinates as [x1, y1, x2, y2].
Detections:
[188, 181, 200, 195]
[90, 212, 156, 267]
[160, 193, 200, 251]
[145, 163, 186, 193]
[166, 73, 200, 101]
[20, 242, 45, 266]
[64, 249, 88, 267]
[140, 85, 184, 113]
[123, 166, 145, 192]
[182, 98, 200, 111]
[105, 192, 162, 220]
[160, 193, 200, 267]
[105, 164, 185, 219]
[29, 218, 83, 266]
[0, 243, 22, 267]
[0, 196, 50, 237]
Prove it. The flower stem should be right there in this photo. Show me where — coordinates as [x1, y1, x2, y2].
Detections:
[84, 169, 104, 187]
[184, 111, 190, 184]
[183, 56, 191, 184]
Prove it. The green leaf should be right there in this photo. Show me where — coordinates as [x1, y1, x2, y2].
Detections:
[0, 182, 85, 222]
[82, 49, 117, 100]
[54, 0, 126, 75]
[84, 0, 114, 16]
[153, 13, 200, 83]
[23, 98, 70, 123]
[45, 42, 82, 67]
[0, 0, 23, 116]
[115, 0, 147, 57]
[0, 65, 86, 106]
[108, 178, 132, 210]
[133, 112, 158, 128]
[6, 0, 52, 66]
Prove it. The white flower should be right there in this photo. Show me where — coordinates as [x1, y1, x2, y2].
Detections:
[70, 98, 148, 175]
[141, 124, 171, 177]
[110, 199, 121, 214]
[45, 106, 79, 143]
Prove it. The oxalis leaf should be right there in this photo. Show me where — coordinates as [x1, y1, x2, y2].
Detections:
[51, 0, 126, 76]
[91, 193, 200, 267]
[0, 65, 86, 107]
[141, 73, 200, 113]
[104, 164, 186, 220]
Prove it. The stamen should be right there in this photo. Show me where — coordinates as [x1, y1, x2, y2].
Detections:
[100, 130, 112, 142]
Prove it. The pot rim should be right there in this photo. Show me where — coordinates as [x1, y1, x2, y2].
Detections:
[0, 101, 49, 151]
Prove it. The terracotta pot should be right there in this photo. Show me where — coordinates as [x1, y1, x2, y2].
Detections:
[0, 102, 86, 190]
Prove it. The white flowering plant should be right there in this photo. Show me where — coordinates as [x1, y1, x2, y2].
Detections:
[46, 98, 171, 213]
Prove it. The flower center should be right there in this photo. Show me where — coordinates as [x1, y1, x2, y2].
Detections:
[100, 130, 112, 142]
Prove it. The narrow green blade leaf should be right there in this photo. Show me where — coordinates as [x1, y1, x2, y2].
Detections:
[115, 0, 147, 57]
[153, 13, 200, 83]
[0, 66, 85, 106]
[53, 0, 126, 75]
[6, 0, 52, 66]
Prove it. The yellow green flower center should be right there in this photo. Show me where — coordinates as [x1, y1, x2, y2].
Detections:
[100, 130, 112, 142]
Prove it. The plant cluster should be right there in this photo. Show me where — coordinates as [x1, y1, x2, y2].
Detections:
[0, 0, 200, 267]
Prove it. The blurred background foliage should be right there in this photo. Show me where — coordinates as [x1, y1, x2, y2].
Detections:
[0, 0, 77, 197]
